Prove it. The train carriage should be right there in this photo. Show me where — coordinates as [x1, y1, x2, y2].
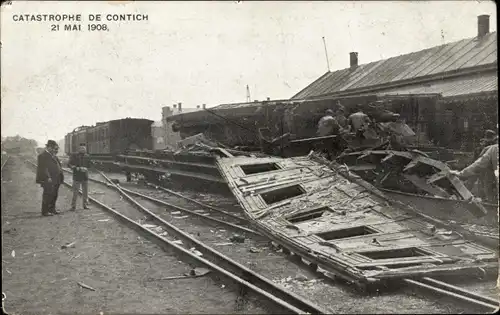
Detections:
[64, 118, 154, 156]
[108, 118, 154, 154]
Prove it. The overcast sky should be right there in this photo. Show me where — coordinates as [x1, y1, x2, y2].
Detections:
[1, 1, 497, 145]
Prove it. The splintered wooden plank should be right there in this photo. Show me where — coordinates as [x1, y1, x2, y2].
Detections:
[348, 164, 377, 171]
[381, 153, 395, 163]
[215, 148, 234, 158]
[446, 175, 473, 200]
[403, 174, 451, 198]
[419, 155, 449, 171]
[355, 257, 455, 268]
[427, 171, 448, 184]
[357, 152, 372, 161]
[403, 159, 420, 172]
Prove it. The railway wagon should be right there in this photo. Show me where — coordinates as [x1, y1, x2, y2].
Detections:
[88, 118, 154, 154]
[65, 118, 154, 155]
[67, 126, 91, 154]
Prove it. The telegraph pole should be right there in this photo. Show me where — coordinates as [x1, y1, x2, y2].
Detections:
[322, 36, 331, 72]
[246, 85, 251, 102]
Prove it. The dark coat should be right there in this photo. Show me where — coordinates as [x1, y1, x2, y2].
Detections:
[36, 150, 64, 185]
[68, 153, 92, 181]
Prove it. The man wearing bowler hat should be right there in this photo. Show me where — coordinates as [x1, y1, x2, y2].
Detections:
[36, 140, 64, 216]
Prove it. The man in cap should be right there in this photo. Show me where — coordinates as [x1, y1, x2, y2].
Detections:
[347, 106, 372, 139]
[476, 130, 498, 158]
[36, 140, 64, 216]
[333, 101, 349, 131]
[449, 143, 498, 204]
[68, 143, 92, 210]
[466, 130, 498, 194]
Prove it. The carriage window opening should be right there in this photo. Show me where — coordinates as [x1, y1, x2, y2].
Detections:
[261, 185, 304, 205]
[317, 226, 377, 241]
[359, 247, 429, 260]
[241, 163, 280, 175]
[288, 207, 331, 223]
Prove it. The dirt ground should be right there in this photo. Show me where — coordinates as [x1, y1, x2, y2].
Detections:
[1, 157, 269, 314]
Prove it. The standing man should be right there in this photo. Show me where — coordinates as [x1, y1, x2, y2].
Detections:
[449, 144, 499, 204]
[36, 140, 64, 216]
[68, 143, 91, 210]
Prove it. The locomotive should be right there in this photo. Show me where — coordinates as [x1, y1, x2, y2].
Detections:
[64, 118, 154, 156]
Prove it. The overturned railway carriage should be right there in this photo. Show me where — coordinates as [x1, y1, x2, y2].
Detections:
[216, 154, 498, 286]
[64, 118, 154, 155]
[169, 94, 452, 150]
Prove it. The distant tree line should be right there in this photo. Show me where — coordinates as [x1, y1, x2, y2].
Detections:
[1, 135, 38, 155]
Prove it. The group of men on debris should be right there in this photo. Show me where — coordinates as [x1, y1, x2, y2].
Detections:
[316, 102, 499, 204]
[35, 141, 91, 216]
[317, 101, 409, 141]
[316, 102, 371, 138]
[316, 101, 398, 159]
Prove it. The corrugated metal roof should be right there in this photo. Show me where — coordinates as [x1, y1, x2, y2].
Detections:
[375, 71, 497, 98]
[293, 32, 497, 99]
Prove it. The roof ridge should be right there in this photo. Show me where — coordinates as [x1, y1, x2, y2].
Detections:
[292, 32, 497, 100]
[350, 32, 496, 69]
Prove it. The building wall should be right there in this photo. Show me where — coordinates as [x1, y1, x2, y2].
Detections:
[152, 122, 166, 150]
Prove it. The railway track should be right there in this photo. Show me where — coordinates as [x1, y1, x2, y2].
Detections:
[23, 159, 500, 313]
[23, 159, 327, 314]
[1, 155, 9, 172]
[85, 172, 259, 237]
[92, 170, 500, 314]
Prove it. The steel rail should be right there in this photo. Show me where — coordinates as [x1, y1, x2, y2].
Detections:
[1, 155, 9, 172]
[75, 170, 260, 236]
[404, 278, 499, 311]
[143, 181, 246, 222]
[24, 159, 320, 314]
[118, 185, 260, 236]
[97, 170, 328, 314]
[421, 277, 499, 306]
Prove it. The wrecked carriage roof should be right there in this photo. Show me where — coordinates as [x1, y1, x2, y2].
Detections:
[215, 152, 498, 285]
